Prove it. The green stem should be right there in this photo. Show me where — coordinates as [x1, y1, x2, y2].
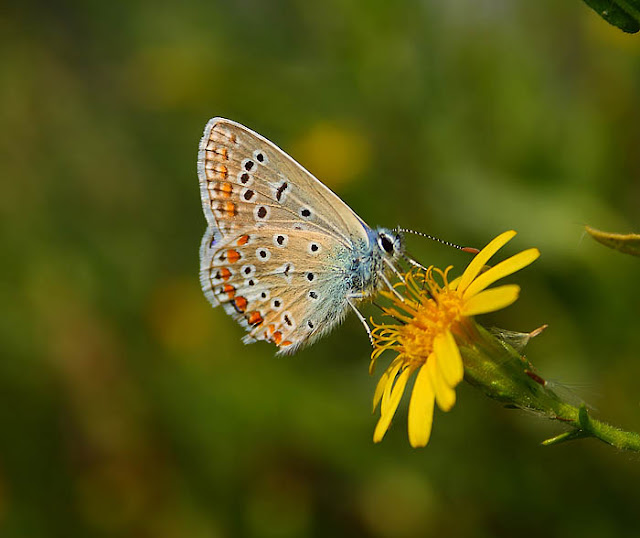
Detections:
[459, 323, 640, 452]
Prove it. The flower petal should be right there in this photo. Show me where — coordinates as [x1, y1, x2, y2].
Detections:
[408, 363, 435, 448]
[457, 231, 516, 294]
[380, 358, 404, 415]
[373, 366, 413, 443]
[372, 356, 403, 412]
[433, 330, 464, 386]
[462, 285, 520, 316]
[462, 248, 539, 299]
[428, 355, 456, 411]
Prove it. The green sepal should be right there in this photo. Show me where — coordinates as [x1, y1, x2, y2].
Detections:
[542, 429, 591, 447]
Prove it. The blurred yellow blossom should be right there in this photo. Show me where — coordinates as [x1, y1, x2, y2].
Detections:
[291, 122, 371, 188]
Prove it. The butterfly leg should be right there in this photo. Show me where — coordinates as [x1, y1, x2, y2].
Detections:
[347, 296, 374, 346]
[403, 252, 428, 271]
[383, 257, 406, 284]
[378, 271, 406, 303]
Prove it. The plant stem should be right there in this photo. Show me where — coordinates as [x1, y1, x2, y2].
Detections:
[459, 323, 640, 452]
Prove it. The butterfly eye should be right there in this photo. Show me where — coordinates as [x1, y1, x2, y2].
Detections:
[379, 234, 394, 254]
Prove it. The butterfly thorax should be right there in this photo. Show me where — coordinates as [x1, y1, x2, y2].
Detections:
[337, 227, 404, 301]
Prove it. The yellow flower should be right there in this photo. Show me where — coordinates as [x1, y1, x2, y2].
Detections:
[371, 230, 540, 447]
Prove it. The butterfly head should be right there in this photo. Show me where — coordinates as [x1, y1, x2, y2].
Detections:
[375, 228, 405, 261]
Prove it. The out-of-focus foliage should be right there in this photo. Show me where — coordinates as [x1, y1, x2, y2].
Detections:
[1, 1, 639, 537]
[582, 0, 640, 33]
[586, 225, 640, 256]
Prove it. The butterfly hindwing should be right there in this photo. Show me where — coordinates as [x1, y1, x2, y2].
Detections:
[201, 227, 356, 353]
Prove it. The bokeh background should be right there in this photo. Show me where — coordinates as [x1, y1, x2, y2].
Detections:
[2, 1, 640, 537]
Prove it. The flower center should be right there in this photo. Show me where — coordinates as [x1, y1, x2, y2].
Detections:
[397, 288, 463, 367]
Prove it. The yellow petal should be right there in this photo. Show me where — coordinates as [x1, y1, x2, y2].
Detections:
[427, 355, 456, 411]
[380, 358, 404, 415]
[462, 285, 520, 316]
[433, 331, 464, 386]
[408, 363, 435, 448]
[372, 356, 403, 412]
[463, 248, 539, 299]
[457, 231, 516, 294]
[373, 366, 413, 443]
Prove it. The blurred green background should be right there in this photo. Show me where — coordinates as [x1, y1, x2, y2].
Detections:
[2, 1, 640, 537]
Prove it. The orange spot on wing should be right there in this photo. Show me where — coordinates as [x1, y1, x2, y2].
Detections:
[234, 296, 248, 313]
[272, 331, 283, 345]
[224, 201, 237, 216]
[227, 249, 241, 263]
[223, 284, 235, 299]
[213, 164, 228, 178]
[218, 267, 231, 281]
[280, 340, 293, 347]
[237, 234, 250, 246]
[247, 311, 263, 326]
[214, 181, 233, 198]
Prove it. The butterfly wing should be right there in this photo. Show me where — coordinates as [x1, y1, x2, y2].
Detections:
[201, 227, 361, 353]
[198, 118, 372, 352]
[198, 118, 369, 249]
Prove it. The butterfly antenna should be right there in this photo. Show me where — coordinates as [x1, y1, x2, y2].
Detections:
[396, 227, 479, 254]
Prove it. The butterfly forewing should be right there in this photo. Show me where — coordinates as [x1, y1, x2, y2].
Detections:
[198, 118, 368, 246]
[198, 118, 373, 352]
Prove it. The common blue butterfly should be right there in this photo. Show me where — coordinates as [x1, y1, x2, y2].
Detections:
[198, 118, 405, 354]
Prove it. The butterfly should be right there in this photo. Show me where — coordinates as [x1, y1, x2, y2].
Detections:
[198, 118, 406, 354]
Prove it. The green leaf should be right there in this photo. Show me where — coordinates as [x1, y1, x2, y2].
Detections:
[585, 226, 640, 257]
[582, 0, 640, 33]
